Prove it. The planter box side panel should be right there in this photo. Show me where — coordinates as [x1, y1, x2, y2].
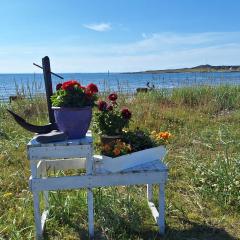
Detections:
[101, 146, 166, 173]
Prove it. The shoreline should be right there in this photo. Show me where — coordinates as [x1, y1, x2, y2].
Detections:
[123, 64, 240, 74]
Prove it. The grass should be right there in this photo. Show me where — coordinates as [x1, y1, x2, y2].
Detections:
[0, 85, 240, 239]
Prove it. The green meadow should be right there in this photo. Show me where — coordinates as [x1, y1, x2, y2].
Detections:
[0, 85, 240, 239]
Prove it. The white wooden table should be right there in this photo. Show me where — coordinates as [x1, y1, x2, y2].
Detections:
[27, 132, 168, 239]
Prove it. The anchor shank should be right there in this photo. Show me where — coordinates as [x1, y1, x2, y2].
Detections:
[42, 56, 55, 124]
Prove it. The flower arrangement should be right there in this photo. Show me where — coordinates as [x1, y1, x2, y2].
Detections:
[51, 80, 98, 107]
[93, 93, 132, 136]
[101, 139, 132, 157]
[101, 129, 171, 157]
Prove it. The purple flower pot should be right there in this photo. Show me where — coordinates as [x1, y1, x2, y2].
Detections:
[53, 106, 92, 139]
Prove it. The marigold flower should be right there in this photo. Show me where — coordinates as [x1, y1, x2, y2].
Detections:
[103, 144, 111, 152]
[159, 132, 171, 140]
[121, 108, 132, 119]
[113, 148, 121, 156]
[108, 93, 118, 101]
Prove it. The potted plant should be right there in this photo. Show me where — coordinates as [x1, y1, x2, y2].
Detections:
[97, 129, 171, 173]
[51, 80, 98, 139]
[92, 93, 132, 145]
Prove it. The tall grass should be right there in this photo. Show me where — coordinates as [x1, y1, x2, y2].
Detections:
[0, 84, 240, 239]
[135, 85, 240, 113]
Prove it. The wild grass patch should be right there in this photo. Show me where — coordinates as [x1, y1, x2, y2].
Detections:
[0, 85, 240, 239]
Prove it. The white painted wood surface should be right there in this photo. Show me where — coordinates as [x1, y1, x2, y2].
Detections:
[87, 188, 94, 239]
[30, 170, 167, 191]
[158, 184, 165, 234]
[99, 146, 166, 173]
[28, 145, 91, 160]
[28, 131, 93, 147]
[28, 131, 93, 239]
[27, 131, 168, 239]
[147, 184, 153, 201]
[32, 192, 42, 237]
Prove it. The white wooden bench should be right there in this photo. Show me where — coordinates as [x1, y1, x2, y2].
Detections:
[27, 132, 168, 239]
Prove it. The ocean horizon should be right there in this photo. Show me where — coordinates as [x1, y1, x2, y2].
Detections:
[1, 71, 240, 101]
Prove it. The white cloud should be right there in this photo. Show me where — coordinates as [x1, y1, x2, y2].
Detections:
[1, 31, 240, 72]
[83, 23, 111, 32]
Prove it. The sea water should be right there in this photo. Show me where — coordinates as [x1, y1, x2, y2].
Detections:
[0, 71, 240, 101]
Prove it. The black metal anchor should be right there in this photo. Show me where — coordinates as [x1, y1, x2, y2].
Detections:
[7, 56, 62, 134]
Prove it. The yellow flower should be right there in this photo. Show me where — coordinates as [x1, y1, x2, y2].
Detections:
[127, 144, 132, 152]
[156, 135, 162, 140]
[151, 130, 157, 135]
[3, 192, 13, 198]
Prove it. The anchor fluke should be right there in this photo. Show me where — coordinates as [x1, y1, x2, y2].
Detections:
[7, 109, 57, 134]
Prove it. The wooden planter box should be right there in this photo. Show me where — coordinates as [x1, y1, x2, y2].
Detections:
[98, 146, 167, 173]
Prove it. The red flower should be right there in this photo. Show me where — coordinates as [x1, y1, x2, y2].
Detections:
[62, 80, 81, 91]
[86, 83, 98, 94]
[121, 108, 132, 119]
[108, 93, 118, 101]
[85, 88, 93, 98]
[98, 100, 107, 111]
[56, 83, 62, 91]
[106, 105, 113, 111]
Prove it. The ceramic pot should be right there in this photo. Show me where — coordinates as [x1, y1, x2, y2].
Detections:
[53, 106, 92, 139]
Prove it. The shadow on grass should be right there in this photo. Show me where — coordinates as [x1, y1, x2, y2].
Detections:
[41, 189, 237, 240]
[41, 212, 237, 240]
[43, 218, 89, 240]
[162, 218, 237, 240]
[94, 216, 237, 240]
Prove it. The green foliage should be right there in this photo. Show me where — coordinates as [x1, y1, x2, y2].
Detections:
[93, 109, 129, 135]
[1, 84, 240, 239]
[171, 85, 240, 112]
[122, 129, 156, 152]
[190, 126, 240, 210]
[51, 88, 98, 108]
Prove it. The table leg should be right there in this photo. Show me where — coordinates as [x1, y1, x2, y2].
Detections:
[33, 191, 42, 239]
[158, 184, 165, 234]
[147, 184, 153, 201]
[87, 188, 94, 239]
[42, 160, 49, 209]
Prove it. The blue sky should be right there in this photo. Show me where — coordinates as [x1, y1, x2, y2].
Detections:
[1, 0, 240, 73]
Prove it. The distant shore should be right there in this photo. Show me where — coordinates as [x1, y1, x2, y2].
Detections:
[125, 64, 240, 74]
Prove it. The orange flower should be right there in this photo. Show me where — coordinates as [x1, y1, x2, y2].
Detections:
[159, 132, 171, 140]
[113, 148, 121, 156]
[103, 144, 111, 152]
